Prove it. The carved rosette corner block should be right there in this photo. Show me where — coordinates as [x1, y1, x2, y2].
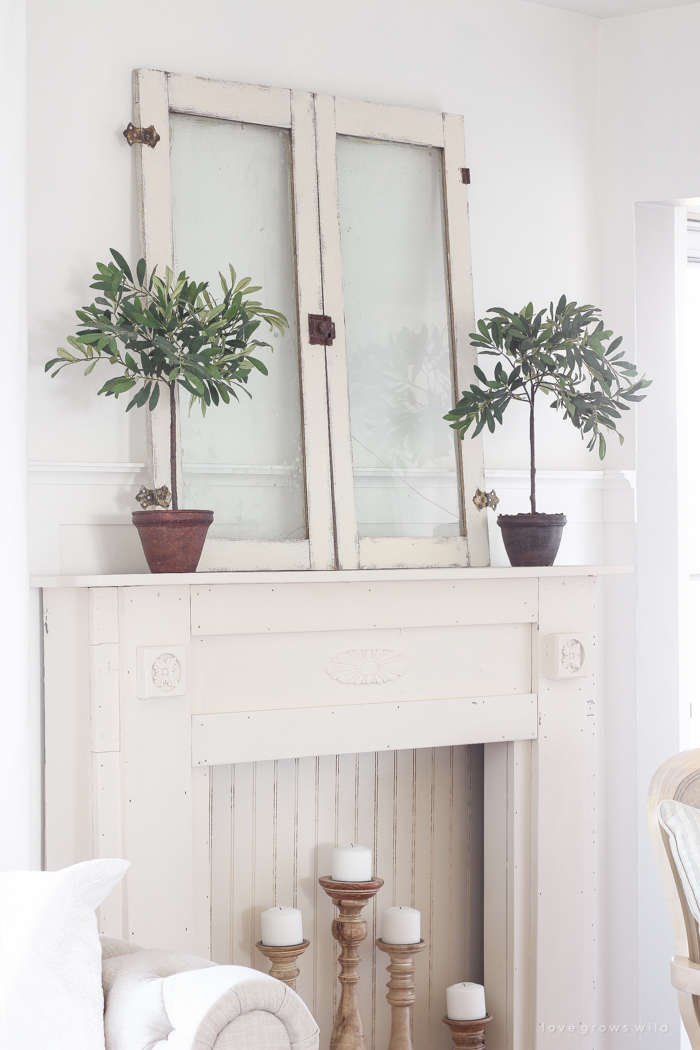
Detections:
[376, 938, 427, 1050]
[318, 875, 384, 1050]
[543, 632, 590, 679]
[255, 939, 310, 991]
[442, 1013, 493, 1050]
[135, 645, 187, 698]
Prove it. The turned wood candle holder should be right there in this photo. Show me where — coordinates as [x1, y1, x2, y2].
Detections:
[442, 1013, 493, 1050]
[255, 939, 310, 991]
[376, 938, 427, 1050]
[319, 875, 384, 1050]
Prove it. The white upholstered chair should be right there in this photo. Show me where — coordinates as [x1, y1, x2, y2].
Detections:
[101, 936, 319, 1050]
[648, 747, 700, 1049]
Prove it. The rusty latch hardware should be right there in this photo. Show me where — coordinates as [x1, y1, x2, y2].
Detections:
[473, 488, 499, 511]
[308, 314, 336, 346]
[461, 168, 471, 184]
[135, 485, 171, 510]
[123, 123, 161, 148]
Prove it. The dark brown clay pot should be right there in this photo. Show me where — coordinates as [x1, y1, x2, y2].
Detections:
[497, 512, 567, 567]
[132, 509, 214, 573]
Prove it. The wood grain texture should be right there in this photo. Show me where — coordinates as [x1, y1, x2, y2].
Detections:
[209, 745, 481, 1050]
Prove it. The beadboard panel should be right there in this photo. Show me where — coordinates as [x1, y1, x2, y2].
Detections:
[210, 745, 483, 1050]
[191, 624, 532, 713]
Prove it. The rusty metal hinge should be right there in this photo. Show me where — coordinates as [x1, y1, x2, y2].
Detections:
[308, 314, 336, 346]
[473, 488, 499, 511]
[135, 485, 171, 509]
[123, 122, 161, 148]
[461, 168, 471, 184]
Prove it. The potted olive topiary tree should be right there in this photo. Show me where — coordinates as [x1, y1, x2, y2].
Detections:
[444, 296, 650, 566]
[47, 250, 288, 572]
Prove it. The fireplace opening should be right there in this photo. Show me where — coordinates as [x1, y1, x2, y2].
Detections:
[210, 744, 484, 1049]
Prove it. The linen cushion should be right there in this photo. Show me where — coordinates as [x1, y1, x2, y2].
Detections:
[213, 1010, 290, 1048]
[658, 799, 700, 923]
[0, 858, 129, 1050]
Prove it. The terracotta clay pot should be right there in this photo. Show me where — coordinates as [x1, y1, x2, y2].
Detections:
[497, 512, 567, 567]
[132, 509, 214, 573]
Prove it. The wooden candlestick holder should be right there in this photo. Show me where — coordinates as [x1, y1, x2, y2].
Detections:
[376, 938, 427, 1050]
[442, 1014, 493, 1050]
[255, 939, 310, 991]
[318, 875, 384, 1050]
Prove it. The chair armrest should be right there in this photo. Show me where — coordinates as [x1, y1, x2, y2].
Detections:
[102, 950, 318, 1050]
[165, 966, 318, 1050]
[671, 956, 700, 995]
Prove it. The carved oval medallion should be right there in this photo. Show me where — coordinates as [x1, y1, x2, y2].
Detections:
[151, 652, 182, 692]
[326, 648, 408, 685]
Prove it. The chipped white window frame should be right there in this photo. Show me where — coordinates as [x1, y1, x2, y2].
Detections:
[132, 69, 488, 571]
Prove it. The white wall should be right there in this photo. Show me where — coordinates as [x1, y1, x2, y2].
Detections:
[25, 0, 604, 575]
[597, 8, 700, 1047]
[1, 0, 33, 873]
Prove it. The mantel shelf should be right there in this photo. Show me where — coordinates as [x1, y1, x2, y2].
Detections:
[31, 564, 633, 588]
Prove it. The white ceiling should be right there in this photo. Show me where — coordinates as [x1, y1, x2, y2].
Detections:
[522, 0, 699, 17]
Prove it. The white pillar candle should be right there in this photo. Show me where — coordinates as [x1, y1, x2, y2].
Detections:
[446, 982, 487, 1021]
[260, 906, 304, 946]
[331, 843, 373, 882]
[381, 906, 421, 944]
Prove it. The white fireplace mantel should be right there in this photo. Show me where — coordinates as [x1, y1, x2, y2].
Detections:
[35, 564, 630, 1049]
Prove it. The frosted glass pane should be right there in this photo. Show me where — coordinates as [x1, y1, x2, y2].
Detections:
[337, 137, 461, 538]
[170, 114, 306, 541]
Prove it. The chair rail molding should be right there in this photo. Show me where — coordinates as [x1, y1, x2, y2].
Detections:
[37, 565, 630, 1049]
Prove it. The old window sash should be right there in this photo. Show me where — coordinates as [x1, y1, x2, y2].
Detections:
[133, 69, 334, 572]
[132, 70, 489, 570]
[315, 95, 488, 569]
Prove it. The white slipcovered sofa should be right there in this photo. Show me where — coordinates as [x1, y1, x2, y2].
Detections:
[101, 936, 319, 1050]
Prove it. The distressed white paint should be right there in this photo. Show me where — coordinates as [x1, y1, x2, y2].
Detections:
[192, 694, 537, 766]
[132, 69, 177, 499]
[290, 89, 335, 571]
[135, 72, 487, 570]
[210, 745, 481, 1050]
[190, 624, 532, 713]
[189, 575, 538, 635]
[167, 73, 291, 126]
[39, 567, 615, 1049]
[442, 112, 488, 568]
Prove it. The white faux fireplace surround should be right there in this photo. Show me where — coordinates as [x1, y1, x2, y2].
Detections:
[34, 564, 628, 1049]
